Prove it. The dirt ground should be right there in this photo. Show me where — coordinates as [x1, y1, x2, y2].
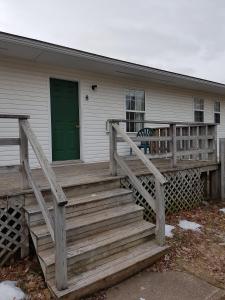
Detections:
[0, 200, 225, 299]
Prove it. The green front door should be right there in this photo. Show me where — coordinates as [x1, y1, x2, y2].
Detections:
[50, 78, 80, 161]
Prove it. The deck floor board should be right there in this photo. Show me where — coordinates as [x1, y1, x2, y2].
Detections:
[0, 158, 218, 196]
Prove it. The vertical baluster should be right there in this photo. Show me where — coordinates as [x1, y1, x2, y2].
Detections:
[205, 125, 208, 160]
[187, 126, 191, 159]
[155, 179, 165, 246]
[109, 122, 117, 175]
[195, 126, 199, 160]
[212, 125, 217, 162]
[170, 124, 177, 167]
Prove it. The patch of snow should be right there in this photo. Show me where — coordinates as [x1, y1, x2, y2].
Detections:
[179, 220, 201, 232]
[139, 298, 146, 300]
[0, 281, 25, 300]
[165, 224, 175, 237]
[219, 208, 225, 213]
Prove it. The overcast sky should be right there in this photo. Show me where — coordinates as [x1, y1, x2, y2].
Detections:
[0, 0, 225, 83]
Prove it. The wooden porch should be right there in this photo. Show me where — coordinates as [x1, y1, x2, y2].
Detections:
[0, 158, 218, 197]
[0, 115, 221, 299]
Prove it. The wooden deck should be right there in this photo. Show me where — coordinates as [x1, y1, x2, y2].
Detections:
[0, 158, 218, 196]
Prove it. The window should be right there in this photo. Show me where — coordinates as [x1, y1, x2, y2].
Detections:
[194, 97, 204, 122]
[214, 101, 220, 124]
[126, 90, 145, 132]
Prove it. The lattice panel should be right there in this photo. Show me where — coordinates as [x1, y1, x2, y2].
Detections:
[0, 196, 27, 266]
[121, 168, 205, 221]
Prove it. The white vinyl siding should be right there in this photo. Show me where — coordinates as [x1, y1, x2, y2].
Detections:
[0, 56, 224, 166]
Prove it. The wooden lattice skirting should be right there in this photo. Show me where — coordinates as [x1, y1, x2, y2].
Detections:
[121, 168, 205, 221]
[0, 195, 28, 266]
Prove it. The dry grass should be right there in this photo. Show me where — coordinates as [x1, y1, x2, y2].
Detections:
[150, 201, 225, 290]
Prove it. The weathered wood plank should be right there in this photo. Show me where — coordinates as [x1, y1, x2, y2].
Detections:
[0, 138, 20, 146]
[169, 124, 177, 167]
[114, 153, 156, 212]
[54, 202, 68, 290]
[112, 123, 166, 185]
[176, 148, 213, 157]
[0, 114, 29, 119]
[24, 160, 55, 241]
[155, 179, 165, 246]
[19, 120, 29, 190]
[116, 136, 172, 143]
[20, 119, 68, 290]
[108, 118, 215, 126]
[20, 120, 67, 206]
[109, 122, 117, 176]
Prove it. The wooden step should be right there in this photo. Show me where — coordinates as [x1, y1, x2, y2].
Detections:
[30, 203, 144, 252]
[49, 240, 169, 300]
[24, 177, 121, 206]
[39, 220, 155, 280]
[25, 188, 133, 226]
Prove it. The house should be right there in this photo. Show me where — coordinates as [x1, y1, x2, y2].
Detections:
[0, 32, 224, 299]
[0, 31, 225, 167]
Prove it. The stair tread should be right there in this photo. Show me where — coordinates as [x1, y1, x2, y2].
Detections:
[31, 203, 143, 238]
[50, 240, 169, 298]
[25, 188, 132, 214]
[39, 220, 155, 266]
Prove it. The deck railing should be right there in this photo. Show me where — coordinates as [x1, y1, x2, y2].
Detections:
[108, 120, 167, 245]
[108, 119, 217, 245]
[108, 119, 217, 166]
[0, 114, 68, 291]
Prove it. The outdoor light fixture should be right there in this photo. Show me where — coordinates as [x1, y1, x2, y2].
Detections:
[91, 84, 97, 91]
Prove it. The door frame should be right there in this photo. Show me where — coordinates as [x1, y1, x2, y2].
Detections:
[48, 76, 82, 163]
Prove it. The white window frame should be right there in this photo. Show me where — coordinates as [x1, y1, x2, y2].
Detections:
[214, 101, 220, 124]
[194, 97, 204, 122]
[125, 89, 145, 133]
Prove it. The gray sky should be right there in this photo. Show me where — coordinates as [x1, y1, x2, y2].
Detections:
[1, 0, 225, 83]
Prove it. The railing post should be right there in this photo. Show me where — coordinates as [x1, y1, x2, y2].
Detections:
[170, 124, 177, 167]
[54, 202, 68, 290]
[109, 121, 117, 176]
[19, 119, 29, 190]
[212, 125, 217, 162]
[219, 138, 225, 200]
[18, 118, 29, 258]
[155, 179, 165, 246]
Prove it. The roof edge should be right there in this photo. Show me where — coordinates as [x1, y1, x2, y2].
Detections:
[0, 30, 225, 89]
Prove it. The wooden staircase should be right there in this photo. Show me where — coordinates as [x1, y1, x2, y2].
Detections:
[0, 115, 168, 299]
[24, 179, 168, 299]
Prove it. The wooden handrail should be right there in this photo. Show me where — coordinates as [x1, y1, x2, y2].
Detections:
[0, 114, 68, 290]
[111, 120, 217, 165]
[0, 114, 29, 119]
[18, 119, 68, 290]
[107, 118, 216, 126]
[109, 121, 166, 246]
[112, 123, 166, 185]
[23, 160, 55, 241]
[114, 153, 156, 211]
[20, 120, 67, 206]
